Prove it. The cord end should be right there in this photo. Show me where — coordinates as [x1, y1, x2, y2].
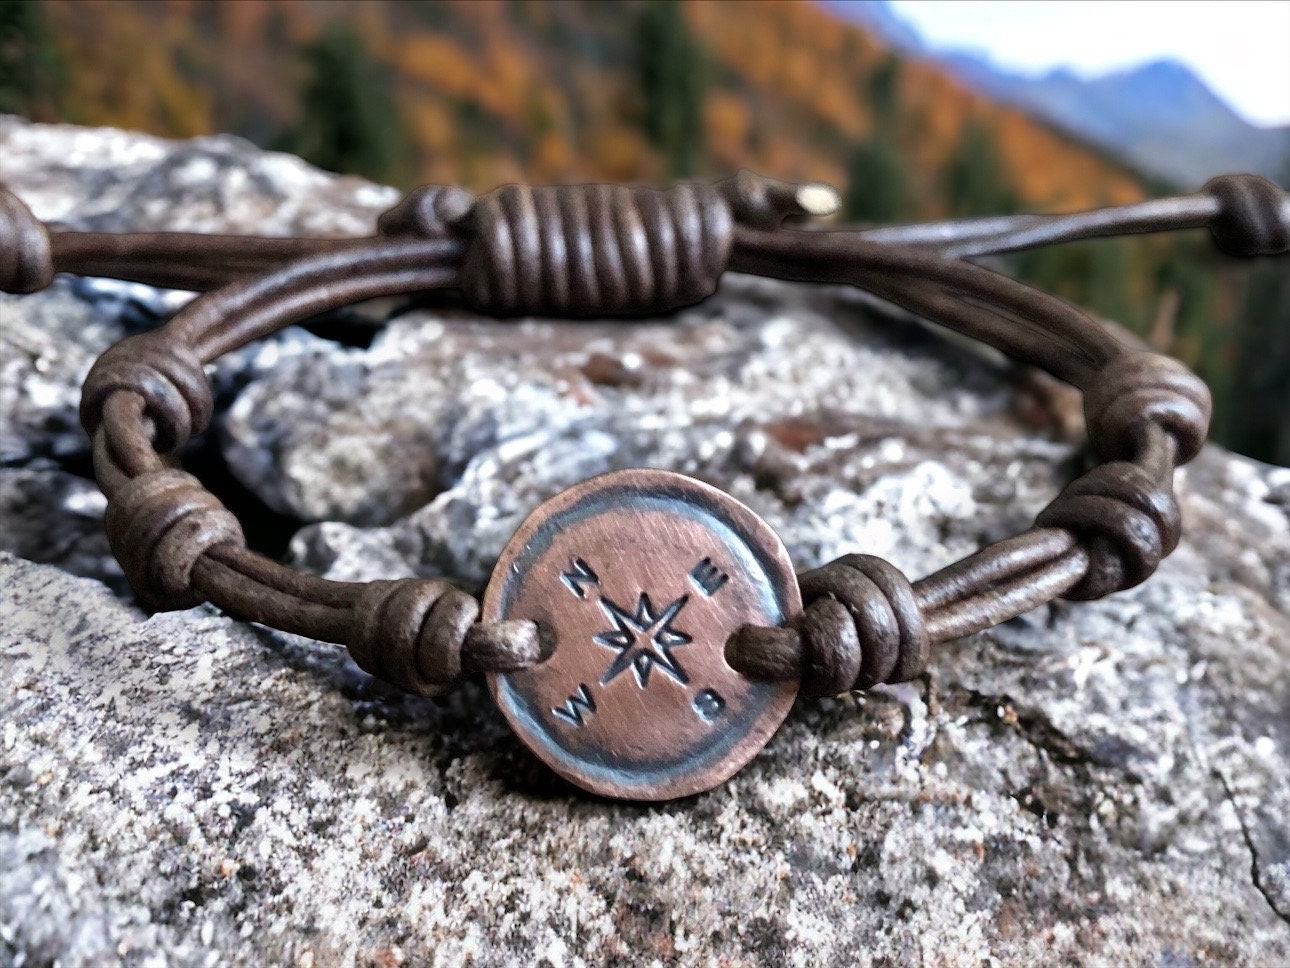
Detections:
[796, 183, 841, 219]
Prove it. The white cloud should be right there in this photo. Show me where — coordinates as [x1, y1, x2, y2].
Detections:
[889, 0, 1290, 127]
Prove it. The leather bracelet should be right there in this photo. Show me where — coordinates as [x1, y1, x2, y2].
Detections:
[3, 169, 1285, 801]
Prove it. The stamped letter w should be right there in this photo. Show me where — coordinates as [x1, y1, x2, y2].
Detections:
[552, 684, 597, 727]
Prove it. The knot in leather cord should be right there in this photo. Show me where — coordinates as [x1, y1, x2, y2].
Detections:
[457, 181, 734, 316]
[728, 554, 928, 696]
[376, 184, 476, 238]
[1204, 173, 1289, 257]
[105, 469, 245, 609]
[350, 578, 543, 696]
[1084, 351, 1212, 465]
[0, 187, 53, 294]
[1036, 461, 1181, 601]
[81, 331, 214, 454]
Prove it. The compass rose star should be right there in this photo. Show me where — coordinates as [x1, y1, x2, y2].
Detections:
[594, 592, 693, 688]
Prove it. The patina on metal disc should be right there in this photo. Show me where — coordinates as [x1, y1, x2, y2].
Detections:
[483, 468, 801, 800]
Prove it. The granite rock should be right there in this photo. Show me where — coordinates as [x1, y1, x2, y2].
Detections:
[0, 113, 398, 465]
[0, 114, 397, 236]
[0, 283, 123, 464]
[1, 117, 1288, 965]
[0, 463, 122, 592]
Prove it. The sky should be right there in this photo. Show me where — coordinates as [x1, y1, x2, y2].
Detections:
[888, 0, 1290, 128]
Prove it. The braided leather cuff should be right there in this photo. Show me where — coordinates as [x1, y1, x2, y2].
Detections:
[4, 169, 1285, 800]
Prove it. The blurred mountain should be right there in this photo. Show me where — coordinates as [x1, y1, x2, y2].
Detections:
[825, 0, 1290, 188]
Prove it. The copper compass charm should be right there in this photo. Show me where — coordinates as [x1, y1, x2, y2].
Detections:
[483, 468, 801, 800]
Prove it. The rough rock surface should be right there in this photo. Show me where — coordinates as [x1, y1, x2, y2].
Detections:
[1, 117, 1288, 965]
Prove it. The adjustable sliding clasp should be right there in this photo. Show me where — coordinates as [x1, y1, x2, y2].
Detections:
[375, 170, 839, 318]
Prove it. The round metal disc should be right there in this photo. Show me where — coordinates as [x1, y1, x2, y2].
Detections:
[483, 468, 801, 800]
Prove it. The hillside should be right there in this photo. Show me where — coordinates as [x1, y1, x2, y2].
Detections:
[30, 0, 1150, 213]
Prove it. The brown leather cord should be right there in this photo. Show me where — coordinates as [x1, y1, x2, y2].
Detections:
[3, 170, 1287, 699]
[857, 196, 1225, 255]
[913, 528, 1080, 614]
[922, 540, 1093, 643]
[49, 231, 370, 291]
[858, 174, 1290, 259]
[206, 544, 362, 609]
[729, 226, 1124, 380]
